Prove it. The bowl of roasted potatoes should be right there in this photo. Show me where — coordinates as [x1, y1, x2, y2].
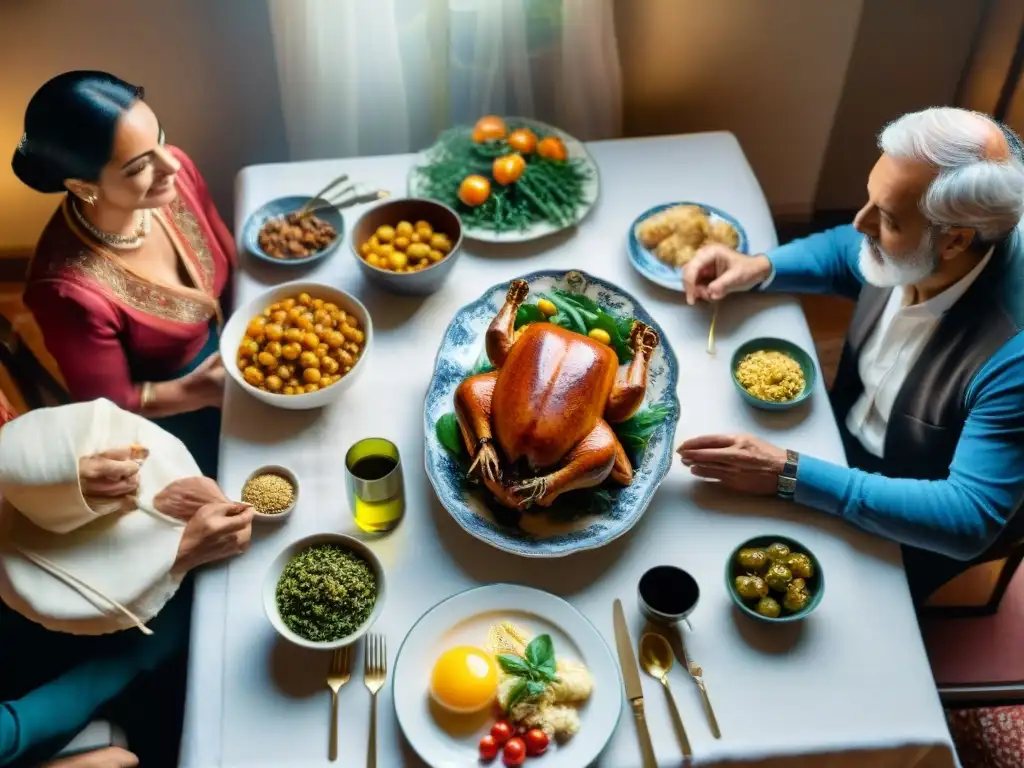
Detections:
[351, 198, 463, 296]
[221, 281, 372, 410]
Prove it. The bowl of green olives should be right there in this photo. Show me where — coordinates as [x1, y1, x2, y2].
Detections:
[726, 535, 824, 623]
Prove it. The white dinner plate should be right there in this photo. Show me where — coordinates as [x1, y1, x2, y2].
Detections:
[393, 584, 622, 767]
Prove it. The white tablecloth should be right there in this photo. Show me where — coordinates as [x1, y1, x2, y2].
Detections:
[181, 133, 957, 767]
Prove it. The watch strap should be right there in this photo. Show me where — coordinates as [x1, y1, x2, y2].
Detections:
[778, 449, 799, 499]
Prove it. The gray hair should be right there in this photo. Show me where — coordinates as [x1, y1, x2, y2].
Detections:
[878, 107, 1024, 241]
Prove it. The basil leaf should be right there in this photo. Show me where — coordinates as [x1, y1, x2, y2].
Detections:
[534, 667, 559, 683]
[506, 678, 529, 708]
[435, 412, 464, 456]
[590, 488, 614, 516]
[525, 634, 556, 671]
[526, 680, 548, 698]
[612, 404, 672, 458]
[497, 654, 533, 677]
[467, 353, 495, 376]
[515, 304, 545, 329]
[590, 312, 633, 363]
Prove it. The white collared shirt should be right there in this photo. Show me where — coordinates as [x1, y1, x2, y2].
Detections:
[845, 248, 994, 457]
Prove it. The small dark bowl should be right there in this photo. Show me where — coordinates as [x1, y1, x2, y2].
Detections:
[726, 534, 824, 623]
[242, 196, 345, 267]
[350, 198, 463, 296]
[730, 337, 817, 411]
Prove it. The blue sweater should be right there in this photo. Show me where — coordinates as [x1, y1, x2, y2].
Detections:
[767, 224, 1024, 561]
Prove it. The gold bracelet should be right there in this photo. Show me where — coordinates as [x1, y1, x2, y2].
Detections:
[140, 382, 155, 410]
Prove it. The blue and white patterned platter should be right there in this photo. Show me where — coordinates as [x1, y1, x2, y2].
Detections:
[423, 269, 680, 557]
[627, 202, 748, 292]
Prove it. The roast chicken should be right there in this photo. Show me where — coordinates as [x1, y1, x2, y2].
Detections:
[454, 279, 659, 509]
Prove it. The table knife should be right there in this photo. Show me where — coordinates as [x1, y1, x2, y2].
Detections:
[613, 599, 658, 768]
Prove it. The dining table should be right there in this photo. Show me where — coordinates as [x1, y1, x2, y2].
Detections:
[180, 131, 958, 767]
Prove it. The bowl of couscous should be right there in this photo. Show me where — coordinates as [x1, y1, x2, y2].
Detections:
[730, 338, 816, 411]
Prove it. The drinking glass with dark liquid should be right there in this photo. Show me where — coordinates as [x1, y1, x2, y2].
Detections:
[345, 438, 405, 533]
[638, 565, 701, 628]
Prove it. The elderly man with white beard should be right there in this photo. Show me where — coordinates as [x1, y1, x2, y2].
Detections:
[679, 106, 1024, 603]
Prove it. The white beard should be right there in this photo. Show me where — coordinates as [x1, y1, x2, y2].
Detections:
[857, 233, 939, 288]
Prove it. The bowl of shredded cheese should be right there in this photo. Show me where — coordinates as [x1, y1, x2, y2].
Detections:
[730, 338, 816, 410]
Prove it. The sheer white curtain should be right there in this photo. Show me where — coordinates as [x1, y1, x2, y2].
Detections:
[267, 0, 622, 161]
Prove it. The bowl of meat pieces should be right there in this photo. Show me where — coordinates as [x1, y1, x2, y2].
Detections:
[243, 195, 344, 266]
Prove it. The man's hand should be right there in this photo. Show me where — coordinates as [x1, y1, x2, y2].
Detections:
[682, 244, 773, 305]
[42, 747, 139, 768]
[677, 434, 788, 496]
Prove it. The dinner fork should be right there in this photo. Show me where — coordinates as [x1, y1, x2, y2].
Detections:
[364, 634, 387, 768]
[327, 645, 352, 762]
[297, 173, 350, 216]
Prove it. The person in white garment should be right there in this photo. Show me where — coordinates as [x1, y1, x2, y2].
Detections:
[0, 399, 253, 767]
[678, 107, 1024, 603]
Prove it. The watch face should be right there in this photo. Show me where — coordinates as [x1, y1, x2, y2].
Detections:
[778, 476, 797, 495]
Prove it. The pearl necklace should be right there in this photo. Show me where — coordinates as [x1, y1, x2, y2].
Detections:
[71, 199, 152, 250]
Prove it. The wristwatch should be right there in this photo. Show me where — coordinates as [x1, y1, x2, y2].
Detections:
[777, 449, 799, 499]
[755, 257, 776, 291]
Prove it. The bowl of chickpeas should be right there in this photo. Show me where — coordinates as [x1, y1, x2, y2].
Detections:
[220, 281, 372, 410]
[351, 198, 463, 296]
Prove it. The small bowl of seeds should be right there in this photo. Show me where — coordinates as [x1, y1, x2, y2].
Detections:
[242, 465, 298, 521]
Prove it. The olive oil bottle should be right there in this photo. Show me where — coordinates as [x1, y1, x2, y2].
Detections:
[345, 437, 404, 532]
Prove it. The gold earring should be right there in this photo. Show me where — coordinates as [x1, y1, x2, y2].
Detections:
[83, 194, 97, 205]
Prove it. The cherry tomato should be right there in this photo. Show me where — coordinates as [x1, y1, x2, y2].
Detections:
[472, 115, 507, 143]
[492, 154, 526, 186]
[502, 737, 527, 766]
[537, 135, 568, 161]
[524, 728, 549, 756]
[479, 734, 499, 761]
[490, 720, 514, 745]
[458, 174, 492, 207]
[507, 128, 538, 154]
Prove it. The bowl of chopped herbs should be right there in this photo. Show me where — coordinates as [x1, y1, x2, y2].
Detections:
[263, 533, 385, 649]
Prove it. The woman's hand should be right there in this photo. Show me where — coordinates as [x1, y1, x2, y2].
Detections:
[172, 501, 254, 574]
[153, 476, 229, 521]
[42, 747, 139, 768]
[181, 353, 226, 410]
[682, 244, 773, 305]
[79, 446, 147, 497]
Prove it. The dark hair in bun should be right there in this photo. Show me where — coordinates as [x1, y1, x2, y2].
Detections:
[11, 71, 142, 194]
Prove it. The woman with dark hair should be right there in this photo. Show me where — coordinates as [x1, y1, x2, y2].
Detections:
[13, 70, 234, 478]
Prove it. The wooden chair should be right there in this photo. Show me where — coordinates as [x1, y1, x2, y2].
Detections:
[921, 554, 1024, 709]
[0, 311, 68, 411]
[918, 543, 1024, 619]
